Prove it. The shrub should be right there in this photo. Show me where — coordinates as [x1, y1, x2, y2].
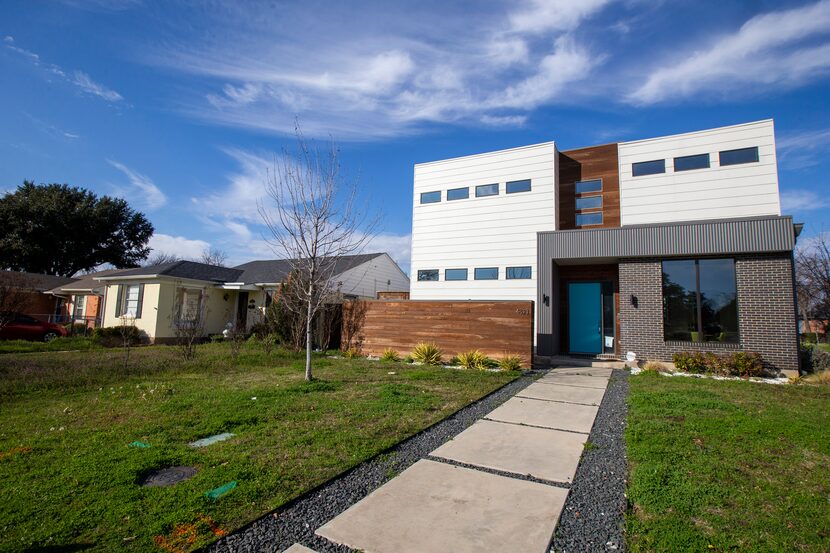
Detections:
[456, 350, 490, 370]
[804, 371, 830, 385]
[497, 355, 523, 371]
[403, 355, 414, 364]
[208, 334, 224, 343]
[91, 326, 141, 347]
[411, 342, 442, 365]
[672, 351, 707, 373]
[801, 332, 819, 344]
[643, 360, 666, 372]
[725, 351, 764, 377]
[380, 348, 400, 362]
[262, 333, 278, 355]
[804, 345, 830, 373]
[343, 347, 361, 359]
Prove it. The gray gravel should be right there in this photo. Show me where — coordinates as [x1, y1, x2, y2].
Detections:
[550, 369, 629, 553]
[206, 372, 539, 553]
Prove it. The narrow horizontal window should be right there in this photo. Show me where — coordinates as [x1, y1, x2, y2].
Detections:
[719, 146, 759, 166]
[506, 266, 532, 279]
[506, 179, 531, 194]
[674, 153, 710, 171]
[632, 159, 666, 176]
[474, 267, 498, 280]
[475, 183, 499, 197]
[447, 187, 469, 201]
[417, 269, 439, 281]
[575, 179, 602, 194]
[420, 191, 441, 204]
[444, 268, 468, 281]
[576, 212, 603, 226]
[575, 196, 602, 210]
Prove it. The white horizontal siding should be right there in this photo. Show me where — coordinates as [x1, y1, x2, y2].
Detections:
[618, 120, 781, 225]
[411, 142, 557, 304]
[337, 254, 410, 298]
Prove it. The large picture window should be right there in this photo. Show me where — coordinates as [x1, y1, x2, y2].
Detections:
[662, 258, 738, 343]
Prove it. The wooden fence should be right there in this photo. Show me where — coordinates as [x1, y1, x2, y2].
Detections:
[342, 300, 534, 365]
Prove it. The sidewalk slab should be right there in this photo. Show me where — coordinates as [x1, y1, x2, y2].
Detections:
[551, 367, 614, 378]
[517, 381, 606, 406]
[537, 373, 609, 389]
[431, 419, 586, 483]
[281, 545, 317, 553]
[486, 396, 599, 433]
[316, 459, 567, 553]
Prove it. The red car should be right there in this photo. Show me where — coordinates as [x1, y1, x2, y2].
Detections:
[0, 313, 68, 342]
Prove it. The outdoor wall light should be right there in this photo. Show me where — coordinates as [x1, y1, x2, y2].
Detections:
[630, 294, 638, 308]
[222, 293, 229, 301]
[542, 293, 550, 307]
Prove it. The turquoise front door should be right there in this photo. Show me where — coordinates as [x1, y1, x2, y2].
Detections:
[568, 282, 602, 354]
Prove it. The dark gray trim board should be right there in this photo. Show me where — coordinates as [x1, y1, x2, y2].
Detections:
[538, 215, 795, 261]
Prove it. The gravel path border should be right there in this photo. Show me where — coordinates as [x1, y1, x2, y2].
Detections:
[207, 372, 539, 553]
[550, 368, 629, 553]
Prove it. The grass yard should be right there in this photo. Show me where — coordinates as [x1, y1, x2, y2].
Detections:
[626, 372, 830, 552]
[0, 342, 517, 552]
[0, 336, 102, 354]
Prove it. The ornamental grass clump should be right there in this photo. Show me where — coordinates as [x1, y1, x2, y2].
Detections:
[456, 350, 490, 370]
[380, 348, 401, 362]
[343, 347, 362, 359]
[497, 355, 523, 371]
[411, 342, 442, 365]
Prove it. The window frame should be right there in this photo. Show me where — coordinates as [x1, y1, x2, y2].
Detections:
[417, 269, 439, 282]
[661, 257, 739, 343]
[474, 267, 499, 280]
[420, 191, 441, 204]
[576, 212, 603, 227]
[506, 266, 532, 280]
[574, 179, 602, 194]
[444, 268, 468, 281]
[73, 295, 86, 319]
[475, 183, 499, 198]
[447, 187, 469, 201]
[719, 146, 759, 167]
[120, 283, 144, 319]
[674, 153, 710, 172]
[506, 179, 531, 194]
[632, 159, 666, 177]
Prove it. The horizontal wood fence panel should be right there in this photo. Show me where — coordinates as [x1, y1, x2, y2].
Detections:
[343, 300, 534, 365]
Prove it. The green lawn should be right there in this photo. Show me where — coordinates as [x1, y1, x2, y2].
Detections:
[626, 372, 830, 552]
[0, 336, 102, 354]
[0, 343, 517, 552]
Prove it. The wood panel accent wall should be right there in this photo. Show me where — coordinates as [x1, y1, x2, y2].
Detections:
[558, 143, 620, 229]
[343, 300, 534, 365]
[557, 264, 620, 355]
[377, 291, 410, 300]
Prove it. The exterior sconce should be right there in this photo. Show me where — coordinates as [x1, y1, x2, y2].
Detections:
[223, 293, 229, 301]
[542, 294, 550, 307]
[630, 295, 638, 308]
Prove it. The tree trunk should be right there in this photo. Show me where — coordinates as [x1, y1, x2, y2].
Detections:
[305, 295, 313, 381]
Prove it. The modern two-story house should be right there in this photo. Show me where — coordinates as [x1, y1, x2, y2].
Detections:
[410, 120, 800, 374]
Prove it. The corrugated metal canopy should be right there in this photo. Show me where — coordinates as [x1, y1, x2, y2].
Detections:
[538, 215, 795, 260]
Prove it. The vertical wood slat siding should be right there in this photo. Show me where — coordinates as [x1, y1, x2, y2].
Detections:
[344, 300, 534, 365]
[558, 143, 621, 230]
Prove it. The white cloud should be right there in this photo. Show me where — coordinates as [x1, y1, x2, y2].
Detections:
[144, 1, 608, 139]
[628, 0, 830, 104]
[5, 36, 123, 103]
[362, 233, 412, 273]
[108, 160, 167, 209]
[781, 189, 829, 212]
[192, 148, 271, 223]
[777, 127, 830, 169]
[148, 233, 210, 260]
[71, 71, 123, 102]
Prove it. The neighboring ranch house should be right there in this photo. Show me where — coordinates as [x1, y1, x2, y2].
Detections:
[410, 119, 802, 374]
[94, 253, 408, 342]
[0, 270, 75, 322]
[47, 268, 124, 328]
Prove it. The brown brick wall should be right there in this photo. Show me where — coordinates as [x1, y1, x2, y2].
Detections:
[343, 300, 534, 365]
[618, 253, 799, 374]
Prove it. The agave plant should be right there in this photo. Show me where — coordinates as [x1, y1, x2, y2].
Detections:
[456, 349, 491, 370]
[497, 355, 523, 371]
[411, 342, 443, 365]
[380, 348, 401, 362]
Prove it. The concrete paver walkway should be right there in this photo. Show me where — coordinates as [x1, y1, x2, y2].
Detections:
[314, 368, 610, 553]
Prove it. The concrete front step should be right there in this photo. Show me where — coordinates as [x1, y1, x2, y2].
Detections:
[536, 355, 626, 369]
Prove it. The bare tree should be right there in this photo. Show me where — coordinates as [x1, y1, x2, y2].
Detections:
[0, 272, 31, 330]
[118, 313, 137, 370]
[144, 252, 181, 266]
[797, 233, 830, 340]
[259, 126, 378, 380]
[199, 247, 228, 267]
[170, 287, 209, 360]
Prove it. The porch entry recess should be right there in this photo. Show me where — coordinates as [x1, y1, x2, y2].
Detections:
[567, 281, 614, 355]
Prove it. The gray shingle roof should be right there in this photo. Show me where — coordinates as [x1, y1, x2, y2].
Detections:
[232, 253, 385, 285]
[100, 261, 243, 283]
[47, 268, 126, 294]
[1, 270, 76, 292]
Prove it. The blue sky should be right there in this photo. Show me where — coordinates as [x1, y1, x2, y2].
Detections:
[2, 0, 829, 273]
